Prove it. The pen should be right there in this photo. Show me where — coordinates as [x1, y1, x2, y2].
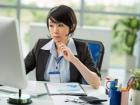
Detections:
[31, 93, 47, 98]
[65, 98, 86, 104]
[127, 76, 135, 91]
[117, 83, 122, 91]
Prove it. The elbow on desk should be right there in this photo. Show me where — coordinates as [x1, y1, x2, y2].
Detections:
[93, 81, 101, 89]
[93, 77, 101, 89]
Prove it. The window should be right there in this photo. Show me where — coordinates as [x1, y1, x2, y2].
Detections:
[84, 0, 140, 27]
[21, 0, 81, 9]
[0, 0, 140, 68]
[84, 13, 128, 27]
[85, 0, 140, 13]
[0, 8, 16, 17]
[0, 0, 17, 5]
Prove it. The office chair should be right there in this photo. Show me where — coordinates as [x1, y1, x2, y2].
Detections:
[77, 39, 104, 71]
[87, 40, 104, 71]
[77, 39, 104, 84]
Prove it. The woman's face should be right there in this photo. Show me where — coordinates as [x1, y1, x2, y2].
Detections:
[48, 19, 70, 44]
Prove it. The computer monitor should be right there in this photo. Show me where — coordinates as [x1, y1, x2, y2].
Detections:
[0, 17, 27, 89]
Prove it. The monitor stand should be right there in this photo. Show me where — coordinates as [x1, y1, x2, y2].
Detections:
[7, 89, 32, 105]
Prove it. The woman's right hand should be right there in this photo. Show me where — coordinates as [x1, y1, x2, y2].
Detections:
[57, 42, 75, 63]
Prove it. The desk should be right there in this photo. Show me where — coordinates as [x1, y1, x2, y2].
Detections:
[0, 81, 108, 105]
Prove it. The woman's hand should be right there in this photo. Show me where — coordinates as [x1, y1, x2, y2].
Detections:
[57, 42, 100, 88]
[57, 42, 75, 62]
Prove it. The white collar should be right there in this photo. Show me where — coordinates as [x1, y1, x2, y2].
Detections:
[67, 38, 77, 55]
[41, 39, 54, 50]
[41, 38, 77, 55]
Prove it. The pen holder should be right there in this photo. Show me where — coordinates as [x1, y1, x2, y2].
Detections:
[121, 90, 129, 105]
[110, 89, 121, 105]
[107, 80, 118, 97]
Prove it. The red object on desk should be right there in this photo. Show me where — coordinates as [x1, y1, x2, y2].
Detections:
[121, 88, 129, 105]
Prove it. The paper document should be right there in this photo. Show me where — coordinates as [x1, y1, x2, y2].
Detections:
[23, 81, 47, 97]
[45, 82, 87, 96]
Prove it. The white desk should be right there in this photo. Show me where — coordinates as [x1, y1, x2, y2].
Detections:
[0, 81, 108, 105]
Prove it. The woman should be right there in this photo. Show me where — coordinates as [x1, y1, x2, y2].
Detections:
[25, 5, 101, 88]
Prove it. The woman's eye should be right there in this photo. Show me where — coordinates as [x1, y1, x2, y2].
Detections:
[49, 24, 53, 27]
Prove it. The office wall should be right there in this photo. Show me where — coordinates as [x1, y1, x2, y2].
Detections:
[30, 23, 111, 69]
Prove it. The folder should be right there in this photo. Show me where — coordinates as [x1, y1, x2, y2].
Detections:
[45, 82, 87, 96]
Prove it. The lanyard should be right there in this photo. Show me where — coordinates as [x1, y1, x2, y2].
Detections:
[52, 56, 63, 82]
[55, 56, 63, 70]
[55, 56, 63, 64]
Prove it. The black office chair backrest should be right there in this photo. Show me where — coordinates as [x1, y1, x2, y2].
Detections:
[77, 39, 104, 71]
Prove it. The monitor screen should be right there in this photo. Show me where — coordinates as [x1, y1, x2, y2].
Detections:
[0, 17, 27, 89]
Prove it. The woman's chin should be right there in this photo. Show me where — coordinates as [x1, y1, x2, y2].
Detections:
[54, 39, 61, 43]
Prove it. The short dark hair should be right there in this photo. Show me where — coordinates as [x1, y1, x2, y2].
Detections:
[46, 5, 77, 35]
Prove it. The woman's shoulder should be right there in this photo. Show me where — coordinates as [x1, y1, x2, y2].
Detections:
[73, 38, 87, 47]
[38, 38, 51, 43]
[35, 38, 51, 48]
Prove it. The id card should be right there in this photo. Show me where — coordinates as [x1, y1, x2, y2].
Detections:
[49, 71, 60, 83]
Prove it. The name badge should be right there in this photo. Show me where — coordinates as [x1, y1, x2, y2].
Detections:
[49, 71, 60, 83]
